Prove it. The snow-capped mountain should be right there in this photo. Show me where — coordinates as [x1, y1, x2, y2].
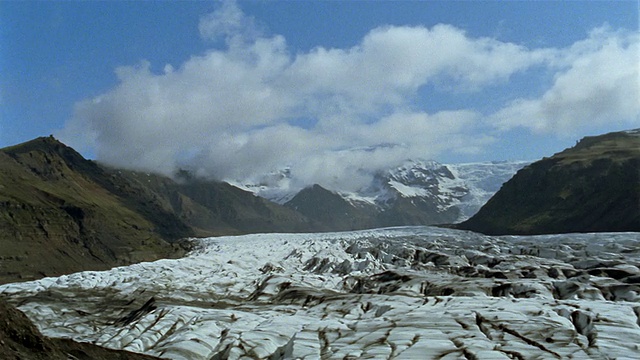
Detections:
[2, 227, 639, 359]
[234, 160, 529, 228]
[354, 159, 465, 206]
[230, 167, 298, 205]
[448, 161, 533, 220]
[349, 160, 530, 221]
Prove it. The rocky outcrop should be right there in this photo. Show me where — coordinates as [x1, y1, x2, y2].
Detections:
[458, 129, 640, 235]
[0, 297, 160, 359]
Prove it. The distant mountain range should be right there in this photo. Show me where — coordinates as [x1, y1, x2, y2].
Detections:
[234, 159, 529, 230]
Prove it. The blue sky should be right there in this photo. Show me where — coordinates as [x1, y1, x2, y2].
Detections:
[1, 1, 638, 190]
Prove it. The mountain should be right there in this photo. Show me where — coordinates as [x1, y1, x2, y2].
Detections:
[458, 129, 640, 235]
[359, 160, 529, 223]
[231, 168, 297, 204]
[4, 136, 523, 283]
[0, 137, 314, 284]
[0, 136, 187, 284]
[285, 184, 378, 231]
[278, 160, 528, 230]
[447, 161, 533, 219]
[109, 169, 314, 236]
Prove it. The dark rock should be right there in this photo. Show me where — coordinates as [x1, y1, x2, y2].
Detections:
[623, 275, 640, 284]
[115, 298, 157, 326]
[547, 267, 562, 279]
[587, 268, 637, 280]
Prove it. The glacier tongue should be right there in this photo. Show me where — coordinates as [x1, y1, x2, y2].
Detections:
[1, 227, 639, 359]
[448, 161, 531, 220]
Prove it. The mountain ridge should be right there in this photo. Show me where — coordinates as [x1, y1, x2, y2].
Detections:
[0, 136, 315, 284]
[245, 159, 530, 230]
[458, 129, 640, 235]
[0, 136, 187, 284]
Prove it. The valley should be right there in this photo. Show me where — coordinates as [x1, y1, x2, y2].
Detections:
[3, 2, 637, 357]
[0, 129, 638, 359]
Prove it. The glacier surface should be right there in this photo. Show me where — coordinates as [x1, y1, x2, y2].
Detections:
[1, 227, 639, 359]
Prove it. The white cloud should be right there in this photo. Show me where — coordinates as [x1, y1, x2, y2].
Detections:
[492, 27, 640, 135]
[59, 4, 639, 193]
[198, 0, 257, 42]
[286, 24, 551, 117]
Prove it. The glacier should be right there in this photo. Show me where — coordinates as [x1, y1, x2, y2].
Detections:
[1, 226, 639, 359]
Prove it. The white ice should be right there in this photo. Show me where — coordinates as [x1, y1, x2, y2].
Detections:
[1, 227, 639, 359]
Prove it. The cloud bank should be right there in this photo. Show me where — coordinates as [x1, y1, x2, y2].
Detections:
[60, 1, 640, 192]
[493, 27, 640, 135]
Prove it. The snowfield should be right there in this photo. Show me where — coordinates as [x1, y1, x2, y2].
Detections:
[1, 227, 639, 359]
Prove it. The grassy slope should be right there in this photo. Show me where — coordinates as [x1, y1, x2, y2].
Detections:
[0, 137, 185, 284]
[0, 136, 316, 284]
[458, 130, 640, 235]
[111, 169, 316, 236]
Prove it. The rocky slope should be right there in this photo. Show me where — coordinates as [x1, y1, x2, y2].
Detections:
[0, 137, 313, 284]
[0, 136, 187, 284]
[458, 129, 640, 235]
[0, 297, 160, 359]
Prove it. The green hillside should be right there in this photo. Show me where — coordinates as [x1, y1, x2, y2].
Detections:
[458, 130, 640, 235]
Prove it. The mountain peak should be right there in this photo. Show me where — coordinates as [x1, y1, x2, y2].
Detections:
[1, 136, 98, 179]
[2, 135, 83, 160]
[2, 135, 65, 150]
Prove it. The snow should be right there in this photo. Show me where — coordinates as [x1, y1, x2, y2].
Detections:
[447, 161, 530, 220]
[318, 160, 529, 221]
[387, 180, 429, 197]
[228, 168, 297, 204]
[232, 160, 529, 220]
[1, 227, 639, 359]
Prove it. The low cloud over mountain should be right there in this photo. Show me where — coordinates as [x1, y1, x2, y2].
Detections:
[60, 1, 639, 192]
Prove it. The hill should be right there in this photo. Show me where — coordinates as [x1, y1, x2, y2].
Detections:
[285, 184, 378, 231]
[0, 136, 188, 284]
[0, 137, 313, 284]
[108, 168, 314, 236]
[458, 129, 640, 235]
